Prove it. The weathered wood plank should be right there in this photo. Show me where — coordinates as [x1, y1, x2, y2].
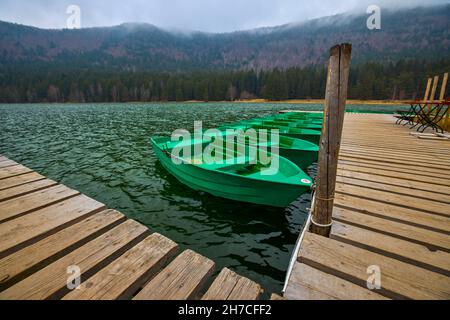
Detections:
[0, 184, 80, 222]
[338, 163, 450, 186]
[338, 151, 450, 171]
[331, 221, 450, 275]
[62, 233, 178, 300]
[335, 184, 450, 217]
[0, 179, 58, 202]
[333, 207, 450, 251]
[0, 165, 32, 180]
[0, 160, 18, 168]
[335, 194, 450, 233]
[298, 233, 450, 299]
[336, 170, 450, 197]
[0, 194, 105, 254]
[134, 249, 214, 300]
[0, 172, 46, 190]
[284, 262, 387, 300]
[202, 268, 262, 300]
[270, 293, 285, 300]
[0, 220, 148, 300]
[340, 146, 450, 166]
[339, 158, 450, 180]
[0, 209, 125, 291]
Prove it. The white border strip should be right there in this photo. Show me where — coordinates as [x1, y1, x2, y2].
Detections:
[282, 192, 315, 293]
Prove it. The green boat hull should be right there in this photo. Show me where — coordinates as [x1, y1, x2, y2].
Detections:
[241, 119, 322, 131]
[225, 123, 321, 145]
[151, 137, 312, 207]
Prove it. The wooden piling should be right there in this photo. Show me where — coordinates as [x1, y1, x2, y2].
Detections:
[310, 43, 352, 237]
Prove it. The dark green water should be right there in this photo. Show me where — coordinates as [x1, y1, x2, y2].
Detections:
[0, 102, 405, 295]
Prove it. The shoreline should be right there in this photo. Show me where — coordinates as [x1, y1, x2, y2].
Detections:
[0, 99, 407, 106]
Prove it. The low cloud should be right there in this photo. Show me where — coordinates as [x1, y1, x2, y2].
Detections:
[0, 0, 447, 32]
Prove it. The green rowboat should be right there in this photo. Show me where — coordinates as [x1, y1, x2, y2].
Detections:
[241, 119, 322, 131]
[151, 136, 313, 207]
[223, 122, 321, 145]
[213, 126, 318, 169]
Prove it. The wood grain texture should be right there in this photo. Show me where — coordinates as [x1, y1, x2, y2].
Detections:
[0, 194, 105, 254]
[62, 233, 178, 300]
[284, 262, 387, 300]
[331, 221, 450, 275]
[0, 184, 79, 222]
[0, 172, 46, 190]
[0, 209, 125, 290]
[202, 268, 262, 300]
[0, 179, 58, 202]
[0, 220, 148, 300]
[298, 233, 450, 299]
[134, 249, 215, 300]
[0, 165, 32, 180]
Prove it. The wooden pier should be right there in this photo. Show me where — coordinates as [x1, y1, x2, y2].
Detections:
[284, 113, 450, 300]
[0, 157, 263, 300]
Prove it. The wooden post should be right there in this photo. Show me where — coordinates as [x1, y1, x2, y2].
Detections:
[310, 43, 352, 237]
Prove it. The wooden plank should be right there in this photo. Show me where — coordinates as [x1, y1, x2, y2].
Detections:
[340, 146, 450, 166]
[335, 194, 450, 233]
[0, 179, 58, 202]
[298, 232, 450, 299]
[202, 268, 262, 300]
[339, 158, 450, 179]
[62, 233, 178, 300]
[424, 77, 432, 101]
[0, 209, 125, 291]
[336, 175, 450, 203]
[0, 220, 148, 300]
[339, 151, 450, 171]
[270, 293, 285, 300]
[336, 170, 450, 197]
[430, 75, 439, 102]
[333, 207, 450, 251]
[0, 165, 32, 180]
[0, 194, 105, 254]
[0, 184, 80, 222]
[0, 160, 18, 168]
[134, 249, 215, 300]
[331, 221, 450, 275]
[227, 276, 263, 300]
[439, 72, 448, 101]
[284, 262, 387, 300]
[342, 142, 450, 156]
[0, 172, 46, 190]
[337, 163, 450, 186]
[335, 184, 450, 217]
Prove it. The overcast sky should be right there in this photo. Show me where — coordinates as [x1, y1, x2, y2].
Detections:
[0, 0, 447, 32]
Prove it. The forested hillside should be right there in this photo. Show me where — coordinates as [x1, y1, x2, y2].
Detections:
[0, 4, 449, 102]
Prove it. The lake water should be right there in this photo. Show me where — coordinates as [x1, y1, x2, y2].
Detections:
[0, 102, 403, 295]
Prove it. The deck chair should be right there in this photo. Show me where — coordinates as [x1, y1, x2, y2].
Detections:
[395, 78, 432, 125]
[412, 73, 448, 133]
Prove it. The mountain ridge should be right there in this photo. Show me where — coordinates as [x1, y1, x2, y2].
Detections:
[0, 4, 449, 72]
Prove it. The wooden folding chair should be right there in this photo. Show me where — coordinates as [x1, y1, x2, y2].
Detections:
[395, 77, 432, 125]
